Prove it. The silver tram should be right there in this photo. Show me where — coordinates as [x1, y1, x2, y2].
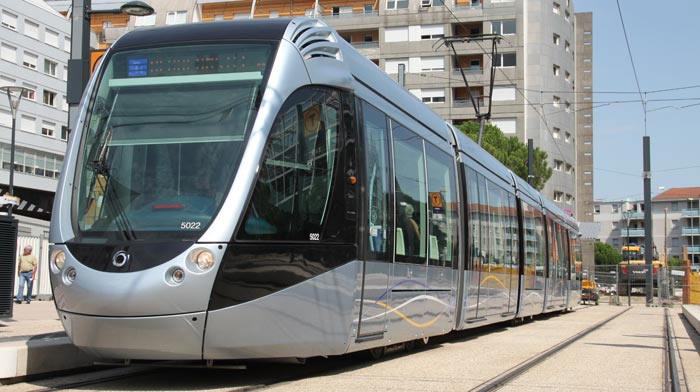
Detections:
[49, 18, 581, 362]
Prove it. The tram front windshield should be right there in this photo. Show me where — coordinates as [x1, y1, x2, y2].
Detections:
[74, 43, 273, 240]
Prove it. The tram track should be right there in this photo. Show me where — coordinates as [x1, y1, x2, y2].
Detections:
[468, 307, 632, 392]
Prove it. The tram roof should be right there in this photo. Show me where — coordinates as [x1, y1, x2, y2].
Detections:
[112, 18, 293, 49]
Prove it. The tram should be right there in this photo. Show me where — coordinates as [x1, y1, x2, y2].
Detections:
[49, 18, 581, 362]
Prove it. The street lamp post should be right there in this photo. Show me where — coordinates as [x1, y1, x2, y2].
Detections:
[67, 1, 154, 133]
[0, 86, 30, 216]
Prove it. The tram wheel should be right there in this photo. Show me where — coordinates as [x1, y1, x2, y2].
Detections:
[367, 346, 385, 360]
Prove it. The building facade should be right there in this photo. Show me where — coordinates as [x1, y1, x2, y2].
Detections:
[594, 187, 700, 266]
[0, 0, 70, 237]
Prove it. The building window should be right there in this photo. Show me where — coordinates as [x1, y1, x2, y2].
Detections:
[420, 56, 444, 72]
[565, 131, 571, 142]
[166, 11, 187, 25]
[565, 70, 571, 82]
[553, 95, 560, 107]
[554, 191, 563, 202]
[565, 41, 571, 52]
[41, 121, 55, 137]
[565, 101, 571, 113]
[43, 90, 57, 107]
[134, 14, 157, 26]
[44, 59, 58, 76]
[21, 86, 36, 101]
[553, 127, 560, 139]
[553, 159, 563, 171]
[21, 115, 35, 133]
[1, 43, 17, 63]
[492, 86, 515, 101]
[385, 26, 409, 42]
[566, 194, 573, 204]
[612, 203, 619, 213]
[24, 20, 39, 39]
[364, 4, 374, 13]
[492, 20, 515, 35]
[594, 204, 600, 214]
[61, 126, 69, 141]
[553, 64, 560, 76]
[553, 2, 560, 14]
[386, 0, 409, 9]
[565, 10, 570, 21]
[385, 58, 408, 74]
[420, 25, 445, 40]
[490, 118, 516, 134]
[493, 53, 516, 67]
[63, 36, 71, 52]
[553, 33, 560, 45]
[418, 88, 445, 103]
[566, 164, 573, 174]
[0, 109, 10, 127]
[45, 29, 59, 47]
[671, 201, 679, 211]
[1, 10, 17, 30]
[22, 52, 38, 69]
[672, 237, 680, 247]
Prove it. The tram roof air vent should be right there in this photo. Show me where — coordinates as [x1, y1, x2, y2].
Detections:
[287, 19, 342, 61]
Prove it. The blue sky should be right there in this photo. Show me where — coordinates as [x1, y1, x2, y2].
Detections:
[575, 0, 700, 202]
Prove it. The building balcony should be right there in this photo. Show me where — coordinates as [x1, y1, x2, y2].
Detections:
[682, 227, 700, 236]
[688, 246, 700, 254]
[621, 211, 645, 220]
[619, 229, 645, 237]
[682, 209, 699, 218]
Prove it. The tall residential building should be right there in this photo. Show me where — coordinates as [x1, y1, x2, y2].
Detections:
[47, 0, 592, 221]
[594, 187, 700, 266]
[0, 0, 70, 237]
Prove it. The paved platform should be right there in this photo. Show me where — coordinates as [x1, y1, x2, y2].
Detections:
[0, 300, 96, 382]
[1, 300, 700, 384]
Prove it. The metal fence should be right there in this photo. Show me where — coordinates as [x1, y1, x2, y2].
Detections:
[11, 235, 51, 301]
[587, 265, 700, 306]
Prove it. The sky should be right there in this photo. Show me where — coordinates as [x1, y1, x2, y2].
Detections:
[574, 0, 700, 202]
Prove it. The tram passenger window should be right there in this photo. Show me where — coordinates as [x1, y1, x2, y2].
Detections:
[533, 209, 545, 277]
[362, 102, 391, 258]
[238, 87, 345, 241]
[393, 123, 426, 264]
[507, 194, 518, 271]
[466, 168, 481, 271]
[522, 202, 537, 281]
[426, 143, 457, 267]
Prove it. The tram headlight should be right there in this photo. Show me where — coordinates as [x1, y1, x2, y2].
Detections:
[51, 249, 66, 271]
[189, 248, 215, 271]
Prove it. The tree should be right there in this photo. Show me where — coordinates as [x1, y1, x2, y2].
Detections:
[457, 121, 553, 190]
[594, 241, 622, 266]
[667, 257, 682, 267]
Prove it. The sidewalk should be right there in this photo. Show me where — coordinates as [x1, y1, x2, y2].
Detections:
[0, 299, 95, 382]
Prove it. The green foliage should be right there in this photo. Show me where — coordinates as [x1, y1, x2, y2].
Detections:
[457, 121, 553, 190]
[667, 257, 683, 267]
[594, 241, 622, 265]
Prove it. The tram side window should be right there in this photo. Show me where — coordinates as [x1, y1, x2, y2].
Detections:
[426, 143, 457, 267]
[547, 218, 560, 279]
[466, 167, 482, 271]
[486, 181, 506, 267]
[522, 202, 537, 281]
[393, 122, 427, 264]
[533, 208, 545, 277]
[559, 225, 569, 280]
[238, 87, 345, 241]
[507, 193, 518, 272]
[362, 101, 391, 258]
[478, 173, 490, 270]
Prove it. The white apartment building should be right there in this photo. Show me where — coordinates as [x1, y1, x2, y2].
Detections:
[0, 0, 70, 238]
[594, 187, 700, 265]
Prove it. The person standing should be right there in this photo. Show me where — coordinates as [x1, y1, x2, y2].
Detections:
[15, 245, 37, 304]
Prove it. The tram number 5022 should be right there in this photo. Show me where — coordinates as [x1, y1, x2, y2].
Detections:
[309, 233, 320, 241]
[181, 222, 202, 230]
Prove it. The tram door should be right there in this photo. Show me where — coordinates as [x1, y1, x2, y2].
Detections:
[357, 102, 391, 338]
